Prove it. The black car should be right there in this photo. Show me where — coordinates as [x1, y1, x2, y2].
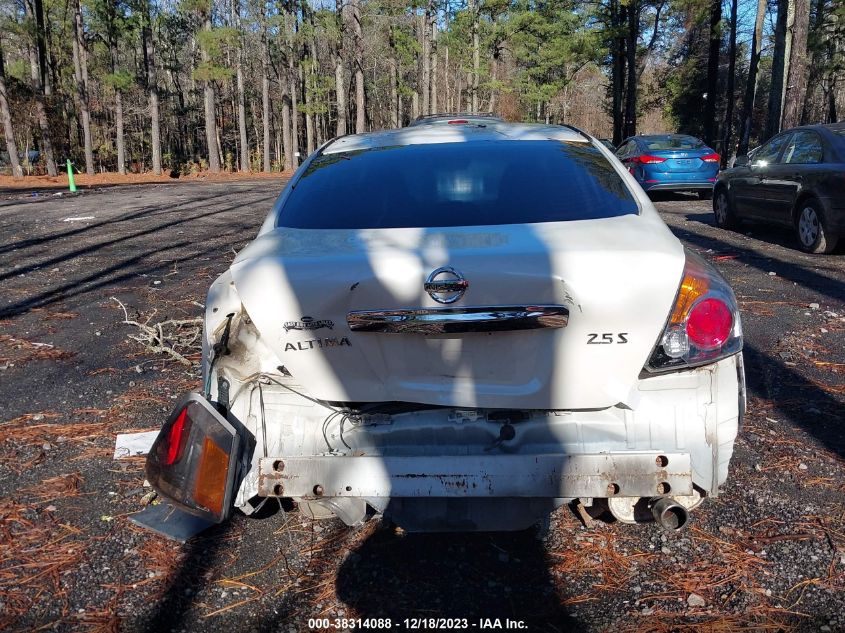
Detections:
[713, 122, 845, 254]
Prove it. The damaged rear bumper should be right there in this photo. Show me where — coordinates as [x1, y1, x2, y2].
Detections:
[144, 353, 742, 532]
[257, 453, 694, 499]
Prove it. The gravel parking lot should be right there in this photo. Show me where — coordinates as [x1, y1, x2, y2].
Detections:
[1, 181, 843, 632]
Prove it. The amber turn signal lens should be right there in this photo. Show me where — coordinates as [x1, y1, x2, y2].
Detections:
[669, 270, 709, 325]
[194, 437, 229, 516]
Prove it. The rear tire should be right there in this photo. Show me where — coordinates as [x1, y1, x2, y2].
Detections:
[697, 189, 713, 200]
[713, 187, 739, 230]
[796, 199, 839, 254]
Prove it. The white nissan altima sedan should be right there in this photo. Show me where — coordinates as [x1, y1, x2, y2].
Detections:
[144, 121, 745, 535]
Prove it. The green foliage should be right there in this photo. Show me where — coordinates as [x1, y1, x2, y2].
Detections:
[192, 61, 234, 82]
[196, 27, 238, 59]
[178, 0, 211, 17]
[103, 70, 134, 92]
[6, 59, 29, 83]
[499, 0, 599, 115]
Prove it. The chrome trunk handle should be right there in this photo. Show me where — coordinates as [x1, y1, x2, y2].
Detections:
[347, 305, 569, 334]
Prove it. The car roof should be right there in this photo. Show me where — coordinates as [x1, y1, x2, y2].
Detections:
[791, 121, 845, 132]
[635, 134, 701, 141]
[408, 112, 504, 126]
[323, 122, 592, 155]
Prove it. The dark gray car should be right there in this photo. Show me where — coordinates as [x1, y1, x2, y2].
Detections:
[713, 122, 845, 254]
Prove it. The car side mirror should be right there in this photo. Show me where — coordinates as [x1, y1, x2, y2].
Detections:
[733, 155, 749, 167]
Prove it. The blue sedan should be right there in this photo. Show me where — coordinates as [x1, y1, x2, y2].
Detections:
[616, 134, 720, 199]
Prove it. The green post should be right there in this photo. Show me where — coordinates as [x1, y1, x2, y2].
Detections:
[66, 159, 77, 193]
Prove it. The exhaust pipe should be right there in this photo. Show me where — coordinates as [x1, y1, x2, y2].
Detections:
[651, 497, 689, 531]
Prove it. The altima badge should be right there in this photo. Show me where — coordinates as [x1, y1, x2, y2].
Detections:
[284, 337, 351, 351]
[425, 266, 468, 304]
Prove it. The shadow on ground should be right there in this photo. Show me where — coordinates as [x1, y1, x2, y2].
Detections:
[331, 529, 579, 630]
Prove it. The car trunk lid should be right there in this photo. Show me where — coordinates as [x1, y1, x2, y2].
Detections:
[229, 215, 684, 410]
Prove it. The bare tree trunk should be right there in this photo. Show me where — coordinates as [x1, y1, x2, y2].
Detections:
[351, 0, 365, 132]
[305, 65, 315, 155]
[200, 15, 221, 172]
[148, 69, 161, 175]
[232, 0, 248, 172]
[334, 0, 347, 137]
[279, 77, 294, 171]
[611, 0, 626, 144]
[780, 0, 796, 124]
[335, 57, 347, 136]
[0, 39, 22, 177]
[444, 44, 450, 112]
[115, 90, 126, 174]
[72, 0, 94, 175]
[738, 0, 766, 156]
[235, 65, 247, 171]
[703, 0, 721, 148]
[420, 13, 431, 115]
[429, 0, 437, 113]
[801, 0, 828, 123]
[28, 0, 56, 176]
[470, 0, 479, 113]
[766, 0, 790, 140]
[281, 75, 293, 170]
[721, 0, 738, 164]
[285, 10, 300, 168]
[489, 48, 499, 113]
[306, 19, 317, 155]
[289, 71, 300, 165]
[261, 5, 271, 170]
[389, 28, 399, 128]
[782, 0, 810, 128]
[456, 64, 462, 112]
[107, 5, 127, 175]
[623, 0, 639, 138]
[141, 0, 161, 175]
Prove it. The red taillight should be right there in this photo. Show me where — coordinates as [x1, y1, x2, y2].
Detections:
[162, 409, 191, 465]
[634, 155, 667, 164]
[686, 298, 733, 350]
[702, 153, 720, 163]
[644, 250, 742, 374]
[448, 119, 469, 125]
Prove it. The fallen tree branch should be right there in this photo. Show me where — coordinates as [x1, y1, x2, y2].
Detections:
[112, 297, 203, 366]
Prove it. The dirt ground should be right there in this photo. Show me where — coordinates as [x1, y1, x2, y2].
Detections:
[0, 181, 843, 632]
[0, 169, 293, 193]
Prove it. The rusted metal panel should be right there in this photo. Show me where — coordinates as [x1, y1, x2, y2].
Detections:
[256, 453, 693, 499]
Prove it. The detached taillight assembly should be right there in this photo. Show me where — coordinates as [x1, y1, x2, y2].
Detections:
[644, 250, 742, 374]
[146, 394, 241, 523]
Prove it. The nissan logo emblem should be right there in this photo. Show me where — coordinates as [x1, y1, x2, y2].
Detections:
[424, 266, 468, 304]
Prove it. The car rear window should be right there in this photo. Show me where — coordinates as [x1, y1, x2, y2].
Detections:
[643, 136, 705, 150]
[276, 140, 638, 229]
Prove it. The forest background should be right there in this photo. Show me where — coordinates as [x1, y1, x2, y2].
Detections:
[0, 0, 842, 178]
